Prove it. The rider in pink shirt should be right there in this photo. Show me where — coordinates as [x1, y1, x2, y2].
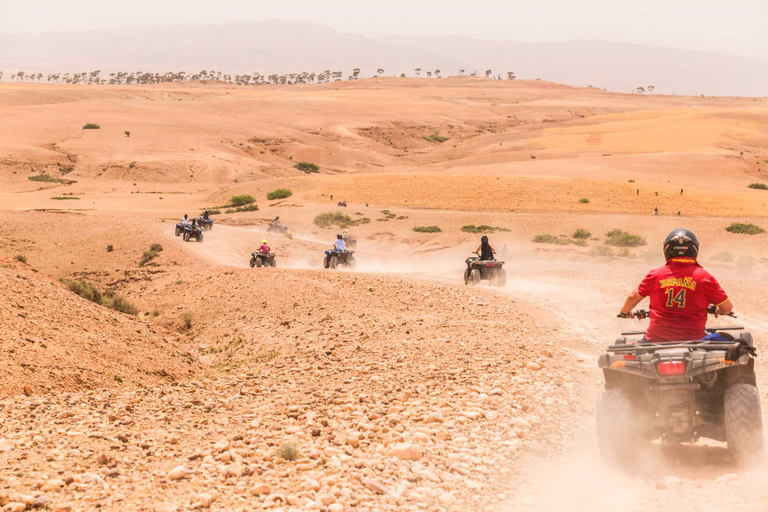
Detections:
[259, 240, 270, 254]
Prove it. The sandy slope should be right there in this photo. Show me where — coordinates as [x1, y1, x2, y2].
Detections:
[0, 79, 767, 511]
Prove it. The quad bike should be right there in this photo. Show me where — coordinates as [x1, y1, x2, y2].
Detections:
[343, 234, 357, 249]
[597, 307, 762, 467]
[250, 252, 276, 268]
[175, 222, 185, 236]
[464, 257, 506, 286]
[267, 221, 288, 235]
[324, 249, 356, 269]
[197, 216, 214, 230]
[183, 225, 204, 242]
[337, 201, 347, 207]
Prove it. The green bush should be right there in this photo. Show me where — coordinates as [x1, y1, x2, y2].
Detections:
[139, 250, 159, 267]
[726, 222, 765, 235]
[267, 188, 292, 200]
[149, 243, 163, 252]
[604, 229, 647, 247]
[579, 198, 589, 203]
[422, 134, 449, 143]
[747, 183, 767, 190]
[51, 196, 79, 200]
[277, 441, 299, 461]
[229, 194, 256, 207]
[572, 228, 591, 239]
[462, 225, 511, 234]
[107, 244, 114, 252]
[66, 279, 102, 303]
[294, 162, 319, 173]
[314, 211, 368, 228]
[182, 311, 194, 329]
[102, 291, 139, 316]
[14, 254, 27, 264]
[532, 234, 570, 245]
[29, 174, 65, 183]
[82, 123, 101, 130]
[413, 225, 442, 233]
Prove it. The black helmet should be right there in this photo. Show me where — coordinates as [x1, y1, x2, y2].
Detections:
[337, 233, 343, 240]
[183, 214, 188, 218]
[481, 235, 489, 243]
[663, 228, 699, 260]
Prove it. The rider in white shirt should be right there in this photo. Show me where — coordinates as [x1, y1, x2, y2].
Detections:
[333, 234, 346, 251]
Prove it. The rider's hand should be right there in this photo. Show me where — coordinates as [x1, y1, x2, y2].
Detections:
[617, 312, 634, 319]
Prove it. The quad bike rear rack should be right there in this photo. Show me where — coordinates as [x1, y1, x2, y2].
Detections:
[607, 340, 742, 354]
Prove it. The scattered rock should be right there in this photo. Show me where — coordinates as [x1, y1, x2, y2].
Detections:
[365, 479, 387, 494]
[167, 465, 188, 481]
[388, 443, 423, 461]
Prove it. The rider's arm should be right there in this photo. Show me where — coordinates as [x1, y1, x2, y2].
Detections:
[490, 245, 496, 253]
[715, 299, 733, 317]
[474, 244, 481, 254]
[620, 290, 644, 316]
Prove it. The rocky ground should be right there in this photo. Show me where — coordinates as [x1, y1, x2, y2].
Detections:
[0, 269, 585, 511]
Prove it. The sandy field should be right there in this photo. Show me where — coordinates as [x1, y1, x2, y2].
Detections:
[1, 77, 768, 512]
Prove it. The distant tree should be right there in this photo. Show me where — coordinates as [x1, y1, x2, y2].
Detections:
[16, 71, 24, 82]
[637, 86, 645, 93]
[400, 73, 406, 78]
[485, 69, 492, 78]
[414, 68, 421, 77]
[459, 69, 465, 75]
[648, 85, 655, 93]
[507, 71, 516, 80]
[0, 71, 4, 82]
[434, 69, 440, 78]
[376, 68, 384, 76]
[352, 68, 360, 79]
[426, 71, 432, 77]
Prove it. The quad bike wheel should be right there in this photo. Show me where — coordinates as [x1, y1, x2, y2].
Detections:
[724, 383, 764, 466]
[270, 259, 277, 268]
[197, 233, 203, 242]
[347, 256, 356, 269]
[463, 268, 471, 285]
[597, 389, 638, 465]
[324, 256, 330, 269]
[330, 256, 338, 269]
[255, 257, 263, 268]
[175, 226, 182, 236]
[183, 232, 190, 242]
[470, 269, 481, 286]
[249, 257, 256, 268]
[493, 269, 507, 287]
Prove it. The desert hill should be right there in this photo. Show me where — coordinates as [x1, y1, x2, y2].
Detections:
[0, 257, 200, 396]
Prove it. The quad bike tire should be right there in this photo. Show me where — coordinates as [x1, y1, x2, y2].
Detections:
[470, 269, 481, 285]
[324, 256, 330, 269]
[175, 226, 182, 236]
[270, 259, 277, 268]
[197, 233, 203, 243]
[494, 269, 507, 287]
[464, 268, 471, 285]
[597, 389, 637, 465]
[183, 232, 190, 242]
[255, 257, 263, 268]
[724, 383, 763, 466]
[330, 256, 338, 269]
[249, 257, 256, 268]
[347, 256, 356, 270]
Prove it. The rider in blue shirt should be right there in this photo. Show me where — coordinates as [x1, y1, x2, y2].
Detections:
[333, 233, 346, 251]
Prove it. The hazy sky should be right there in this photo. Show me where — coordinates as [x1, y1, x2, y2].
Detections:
[2, 0, 766, 60]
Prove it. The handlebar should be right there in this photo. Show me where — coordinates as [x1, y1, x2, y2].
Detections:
[618, 305, 736, 320]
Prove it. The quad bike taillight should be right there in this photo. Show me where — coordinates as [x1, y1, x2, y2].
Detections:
[657, 361, 686, 376]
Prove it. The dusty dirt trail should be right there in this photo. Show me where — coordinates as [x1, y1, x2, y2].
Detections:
[171, 218, 768, 511]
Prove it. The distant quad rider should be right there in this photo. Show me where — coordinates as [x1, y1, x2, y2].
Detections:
[259, 239, 270, 254]
[618, 228, 733, 342]
[203, 210, 210, 220]
[181, 214, 190, 226]
[474, 235, 496, 261]
[333, 233, 346, 252]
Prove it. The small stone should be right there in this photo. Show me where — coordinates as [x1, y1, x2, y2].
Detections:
[655, 481, 666, 490]
[439, 492, 456, 505]
[525, 361, 542, 371]
[153, 502, 178, 512]
[365, 479, 387, 494]
[311, 428, 321, 437]
[167, 465, 188, 481]
[4, 503, 26, 512]
[304, 478, 321, 492]
[424, 412, 444, 423]
[388, 443, 423, 461]
[213, 439, 230, 452]
[53, 505, 72, 512]
[250, 483, 272, 496]
[191, 492, 214, 509]
[328, 504, 345, 512]
[32, 496, 51, 509]
[346, 434, 360, 448]
[0, 439, 14, 452]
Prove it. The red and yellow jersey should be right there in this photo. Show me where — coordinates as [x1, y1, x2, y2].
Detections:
[637, 258, 728, 342]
